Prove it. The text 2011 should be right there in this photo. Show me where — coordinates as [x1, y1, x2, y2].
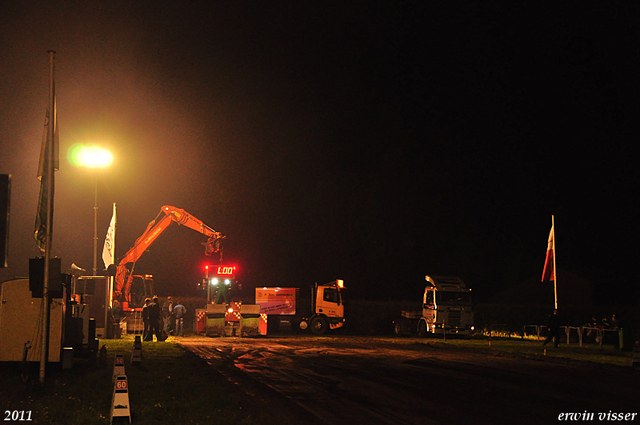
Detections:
[3, 411, 32, 422]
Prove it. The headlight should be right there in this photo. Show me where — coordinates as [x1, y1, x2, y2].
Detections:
[211, 278, 219, 286]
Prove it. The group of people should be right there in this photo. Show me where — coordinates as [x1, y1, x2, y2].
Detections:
[584, 314, 621, 345]
[142, 296, 187, 341]
[543, 310, 622, 348]
[585, 314, 619, 331]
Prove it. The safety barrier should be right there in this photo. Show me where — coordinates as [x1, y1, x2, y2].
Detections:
[239, 304, 261, 337]
[522, 325, 621, 347]
[205, 304, 227, 336]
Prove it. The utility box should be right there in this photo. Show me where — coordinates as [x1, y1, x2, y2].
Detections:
[75, 276, 109, 338]
[0, 278, 64, 362]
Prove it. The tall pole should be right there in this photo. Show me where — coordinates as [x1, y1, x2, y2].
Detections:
[93, 172, 98, 276]
[40, 50, 56, 384]
[552, 214, 558, 310]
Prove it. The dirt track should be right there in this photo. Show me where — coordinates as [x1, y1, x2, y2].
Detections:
[178, 336, 639, 425]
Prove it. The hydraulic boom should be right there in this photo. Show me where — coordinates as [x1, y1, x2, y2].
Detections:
[114, 205, 224, 304]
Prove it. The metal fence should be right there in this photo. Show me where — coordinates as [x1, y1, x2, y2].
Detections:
[522, 324, 621, 348]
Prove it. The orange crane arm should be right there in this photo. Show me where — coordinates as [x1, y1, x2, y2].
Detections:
[114, 205, 225, 303]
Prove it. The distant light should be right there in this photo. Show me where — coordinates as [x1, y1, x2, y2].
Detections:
[70, 144, 113, 168]
[211, 278, 219, 286]
[224, 279, 230, 285]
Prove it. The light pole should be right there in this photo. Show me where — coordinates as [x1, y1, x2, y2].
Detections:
[78, 146, 113, 275]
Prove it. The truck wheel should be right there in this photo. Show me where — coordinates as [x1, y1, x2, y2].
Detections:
[394, 321, 407, 336]
[310, 317, 328, 335]
[418, 321, 428, 338]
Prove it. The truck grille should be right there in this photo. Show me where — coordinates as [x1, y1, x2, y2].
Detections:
[447, 310, 461, 327]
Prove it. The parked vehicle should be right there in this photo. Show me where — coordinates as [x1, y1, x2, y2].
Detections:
[256, 280, 346, 335]
[394, 275, 474, 337]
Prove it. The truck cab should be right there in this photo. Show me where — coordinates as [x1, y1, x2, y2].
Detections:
[420, 276, 474, 336]
[310, 280, 346, 334]
[395, 275, 474, 337]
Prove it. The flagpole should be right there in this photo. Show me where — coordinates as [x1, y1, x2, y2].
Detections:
[40, 50, 56, 384]
[93, 172, 98, 276]
[552, 214, 557, 310]
[109, 203, 116, 309]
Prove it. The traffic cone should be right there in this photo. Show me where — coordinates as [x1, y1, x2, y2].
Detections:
[110, 375, 131, 424]
[131, 335, 142, 364]
[113, 354, 125, 382]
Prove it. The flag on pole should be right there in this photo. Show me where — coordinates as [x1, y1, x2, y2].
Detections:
[102, 203, 117, 268]
[34, 87, 59, 252]
[541, 220, 555, 282]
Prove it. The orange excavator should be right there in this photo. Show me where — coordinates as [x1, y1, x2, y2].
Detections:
[113, 205, 225, 305]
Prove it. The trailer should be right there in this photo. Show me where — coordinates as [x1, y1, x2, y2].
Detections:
[0, 278, 65, 362]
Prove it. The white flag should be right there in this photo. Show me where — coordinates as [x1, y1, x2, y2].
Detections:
[102, 203, 116, 268]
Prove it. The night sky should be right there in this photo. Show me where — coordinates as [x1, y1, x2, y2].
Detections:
[1, 1, 638, 303]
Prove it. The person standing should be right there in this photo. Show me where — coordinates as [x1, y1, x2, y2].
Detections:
[162, 296, 173, 336]
[173, 300, 186, 336]
[111, 300, 123, 339]
[142, 298, 151, 341]
[148, 296, 162, 342]
[543, 309, 560, 348]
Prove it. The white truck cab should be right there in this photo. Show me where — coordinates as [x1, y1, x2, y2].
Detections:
[395, 275, 474, 337]
[420, 275, 474, 336]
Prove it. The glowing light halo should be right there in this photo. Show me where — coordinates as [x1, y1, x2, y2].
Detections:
[68, 143, 114, 168]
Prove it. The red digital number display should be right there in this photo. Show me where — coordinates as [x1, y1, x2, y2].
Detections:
[205, 265, 237, 276]
[216, 266, 236, 275]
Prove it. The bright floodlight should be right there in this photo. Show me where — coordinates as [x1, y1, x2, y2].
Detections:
[78, 146, 113, 168]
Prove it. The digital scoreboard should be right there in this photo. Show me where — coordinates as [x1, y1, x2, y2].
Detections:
[205, 265, 237, 277]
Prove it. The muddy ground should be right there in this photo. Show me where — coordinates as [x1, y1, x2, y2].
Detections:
[178, 336, 639, 425]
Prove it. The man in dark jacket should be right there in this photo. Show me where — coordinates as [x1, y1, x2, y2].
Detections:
[543, 309, 560, 348]
[142, 298, 151, 341]
[148, 296, 162, 342]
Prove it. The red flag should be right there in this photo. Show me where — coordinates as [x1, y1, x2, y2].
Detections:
[541, 224, 555, 282]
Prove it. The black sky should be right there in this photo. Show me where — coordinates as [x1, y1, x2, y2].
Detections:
[1, 1, 638, 303]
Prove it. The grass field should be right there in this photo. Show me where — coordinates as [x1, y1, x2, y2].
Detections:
[0, 335, 297, 425]
[427, 334, 634, 368]
[0, 334, 634, 424]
